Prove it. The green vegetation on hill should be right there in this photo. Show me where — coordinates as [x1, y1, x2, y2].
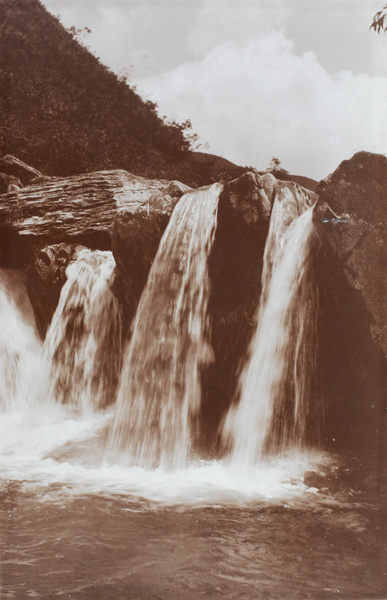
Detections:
[0, 0, 247, 185]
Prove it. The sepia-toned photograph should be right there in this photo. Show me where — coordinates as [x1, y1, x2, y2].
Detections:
[0, 1, 386, 598]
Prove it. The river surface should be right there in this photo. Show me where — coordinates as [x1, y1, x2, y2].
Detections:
[0, 406, 385, 600]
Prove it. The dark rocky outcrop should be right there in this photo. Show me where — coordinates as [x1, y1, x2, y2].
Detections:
[203, 173, 316, 447]
[26, 243, 80, 337]
[262, 166, 318, 193]
[0, 173, 23, 195]
[314, 152, 386, 354]
[313, 152, 386, 465]
[112, 180, 190, 310]
[0, 155, 42, 186]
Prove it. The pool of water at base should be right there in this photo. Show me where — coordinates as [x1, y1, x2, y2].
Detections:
[1, 482, 386, 600]
[0, 408, 385, 600]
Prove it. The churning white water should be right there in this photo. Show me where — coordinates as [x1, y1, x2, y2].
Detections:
[44, 248, 122, 413]
[0, 269, 47, 411]
[222, 185, 320, 465]
[109, 184, 222, 469]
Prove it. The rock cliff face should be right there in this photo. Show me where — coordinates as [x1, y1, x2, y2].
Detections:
[0, 170, 121, 269]
[313, 152, 386, 459]
[203, 173, 273, 443]
[314, 152, 386, 354]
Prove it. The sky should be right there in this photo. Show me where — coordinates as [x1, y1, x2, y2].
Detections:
[41, 0, 387, 180]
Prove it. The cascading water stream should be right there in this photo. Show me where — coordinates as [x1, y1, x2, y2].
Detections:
[44, 248, 122, 413]
[221, 185, 321, 465]
[109, 184, 222, 469]
[0, 269, 47, 411]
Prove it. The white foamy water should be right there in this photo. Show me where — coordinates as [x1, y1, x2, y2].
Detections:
[222, 186, 320, 465]
[0, 404, 330, 508]
[0, 410, 377, 600]
[44, 248, 122, 413]
[0, 269, 48, 411]
[109, 184, 222, 469]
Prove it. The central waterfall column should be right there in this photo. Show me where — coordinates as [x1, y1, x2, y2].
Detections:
[109, 184, 222, 469]
[221, 185, 320, 465]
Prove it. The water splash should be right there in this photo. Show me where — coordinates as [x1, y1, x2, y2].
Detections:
[0, 269, 47, 411]
[222, 185, 320, 465]
[44, 249, 122, 413]
[109, 184, 222, 469]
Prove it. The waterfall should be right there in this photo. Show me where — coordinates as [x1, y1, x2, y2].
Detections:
[221, 185, 320, 465]
[109, 184, 222, 469]
[0, 269, 47, 411]
[44, 248, 122, 413]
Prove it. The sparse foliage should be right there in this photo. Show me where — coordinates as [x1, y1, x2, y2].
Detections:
[68, 25, 91, 45]
[270, 157, 282, 169]
[267, 157, 289, 174]
[370, 6, 387, 33]
[118, 66, 134, 86]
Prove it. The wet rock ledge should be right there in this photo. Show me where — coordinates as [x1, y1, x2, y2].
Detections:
[0, 169, 189, 268]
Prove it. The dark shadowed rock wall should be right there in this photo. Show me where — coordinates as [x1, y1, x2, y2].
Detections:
[27, 243, 79, 337]
[202, 173, 317, 448]
[202, 172, 273, 447]
[313, 152, 386, 472]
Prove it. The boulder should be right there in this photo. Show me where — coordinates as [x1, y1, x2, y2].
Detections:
[112, 180, 190, 304]
[0, 155, 42, 185]
[0, 169, 187, 270]
[26, 243, 81, 337]
[263, 166, 318, 193]
[0, 173, 23, 195]
[313, 151, 386, 458]
[314, 151, 386, 354]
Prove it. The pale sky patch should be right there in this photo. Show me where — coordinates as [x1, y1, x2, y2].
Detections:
[41, 0, 387, 179]
[138, 34, 387, 178]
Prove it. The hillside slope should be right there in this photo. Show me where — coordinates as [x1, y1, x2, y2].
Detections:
[0, 0, 247, 185]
